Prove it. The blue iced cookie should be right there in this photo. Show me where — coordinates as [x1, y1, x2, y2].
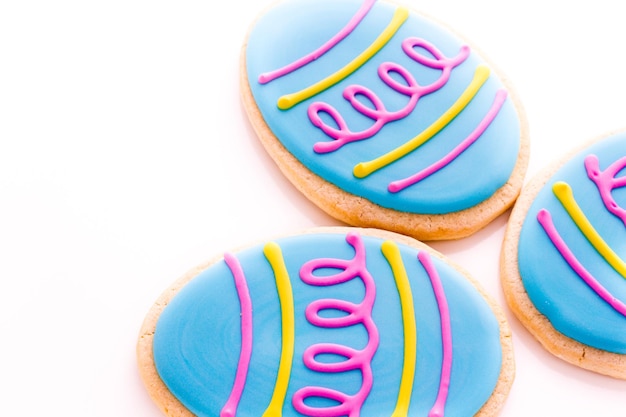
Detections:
[138, 227, 514, 416]
[241, 0, 529, 240]
[502, 131, 626, 378]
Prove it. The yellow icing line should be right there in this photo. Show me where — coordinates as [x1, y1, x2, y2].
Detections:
[353, 65, 491, 178]
[262, 242, 295, 417]
[277, 7, 409, 110]
[381, 241, 417, 417]
[553, 181, 626, 279]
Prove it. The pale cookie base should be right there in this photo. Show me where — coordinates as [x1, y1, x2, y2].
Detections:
[137, 227, 515, 416]
[501, 131, 626, 379]
[239, 1, 530, 241]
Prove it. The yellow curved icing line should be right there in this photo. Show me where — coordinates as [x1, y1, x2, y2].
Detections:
[353, 64, 491, 178]
[553, 181, 626, 279]
[262, 242, 295, 417]
[381, 241, 417, 417]
[277, 7, 409, 110]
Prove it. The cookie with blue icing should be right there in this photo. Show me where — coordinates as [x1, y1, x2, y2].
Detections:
[501, 130, 626, 379]
[137, 227, 514, 416]
[241, 0, 529, 240]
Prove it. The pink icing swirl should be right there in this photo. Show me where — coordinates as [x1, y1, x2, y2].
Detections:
[585, 154, 626, 226]
[293, 232, 379, 417]
[309, 39, 470, 153]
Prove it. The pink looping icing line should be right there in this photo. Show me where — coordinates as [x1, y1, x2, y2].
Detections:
[584, 154, 626, 226]
[418, 251, 453, 417]
[309, 40, 470, 153]
[537, 209, 626, 317]
[388, 88, 507, 193]
[294, 232, 379, 417]
[258, 0, 377, 84]
[220, 253, 254, 417]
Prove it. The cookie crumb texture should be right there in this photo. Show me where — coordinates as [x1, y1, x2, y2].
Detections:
[138, 228, 514, 416]
[241, 0, 528, 240]
[502, 131, 626, 378]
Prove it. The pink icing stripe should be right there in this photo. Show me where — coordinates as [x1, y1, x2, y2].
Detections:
[257, 0, 376, 84]
[584, 154, 626, 226]
[418, 251, 452, 417]
[388, 89, 507, 193]
[537, 209, 626, 317]
[293, 232, 379, 417]
[220, 253, 254, 417]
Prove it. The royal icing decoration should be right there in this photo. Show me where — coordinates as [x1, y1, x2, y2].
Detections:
[152, 231, 503, 416]
[245, 0, 522, 214]
[518, 132, 626, 353]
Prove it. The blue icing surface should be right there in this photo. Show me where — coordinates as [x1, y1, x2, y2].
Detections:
[518, 132, 626, 353]
[245, 0, 521, 214]
[153, 232, 503, 416]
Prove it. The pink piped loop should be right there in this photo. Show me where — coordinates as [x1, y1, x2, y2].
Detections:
[306, 298, 364, 328]
[585, 154, 626, 226]
[309, 103, 355, 154]
[292, 386, 355, 417]
[377, 62, 421, 97]
[299, 232, 368, 285]
[303, 343, 362, 373]
[295, 233, 379, 417]
[343, 85, 389, 120]
[310, 37, 470, 154]
[402, 38, 470, 70]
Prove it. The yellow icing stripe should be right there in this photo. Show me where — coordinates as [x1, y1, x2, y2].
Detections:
[381, 241, 417, 417]
[553, 181, 626, 279]
[277, 7, 409, 110]
[262, 242, 295, 417]
[353, 65, 491, 178]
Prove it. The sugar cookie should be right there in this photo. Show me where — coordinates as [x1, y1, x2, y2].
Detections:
[241, 0, 529, 240]
[502, 130, 626, 378]
[138, 227, 514, 416]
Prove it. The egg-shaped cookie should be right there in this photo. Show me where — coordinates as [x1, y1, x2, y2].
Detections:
[241, 0, 529, 240]
[502, 131, 626, 378]
[138, 227, 514, 416]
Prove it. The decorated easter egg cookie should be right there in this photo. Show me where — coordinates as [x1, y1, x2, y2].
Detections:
[241, 0, 529, 240]
[501, 131, 626, 378]
[137, 227, 514, 416]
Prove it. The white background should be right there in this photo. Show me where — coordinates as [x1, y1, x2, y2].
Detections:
[2, 0, 626, 415]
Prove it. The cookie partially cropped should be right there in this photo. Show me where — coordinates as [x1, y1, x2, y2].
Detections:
[501, 131, 626, 378]
[138, 227, 514, 416]
[241, 0, 529, 240]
